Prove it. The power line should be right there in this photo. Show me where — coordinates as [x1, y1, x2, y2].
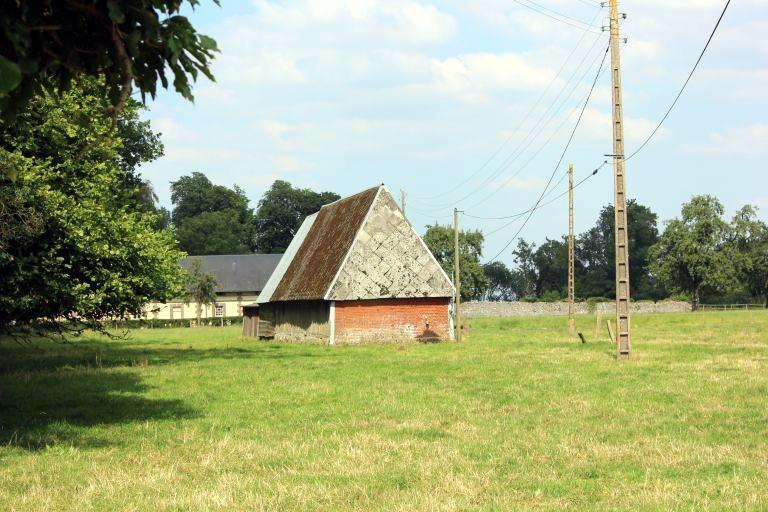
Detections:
[511, 0, 603, 34]
[417, 34, 607, 212]
[466, 161, 605, 231]
[520, 0, 603, 28]
[481, 164, 602, 236]
[409, 160, 606, 225]
[488, 46, 610, 263]
[461, 60, 609, 213]
[625, 0, 731, 162]
[574, 0, 601, 7]
[414, 7, 604, 203]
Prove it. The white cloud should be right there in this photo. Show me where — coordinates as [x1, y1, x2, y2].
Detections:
[432, 53, 555, 91]
[152, 118, 199, 142]
[684, 124, 768, 155]
[577, 107, 664, 146]
[251, 0, 457, 45]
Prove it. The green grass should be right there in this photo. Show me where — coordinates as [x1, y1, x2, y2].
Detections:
[1, 311, 767, 511]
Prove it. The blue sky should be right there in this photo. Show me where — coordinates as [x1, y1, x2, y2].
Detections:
[139, 0, 768, 266]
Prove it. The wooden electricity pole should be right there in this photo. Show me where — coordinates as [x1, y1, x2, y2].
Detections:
[453, 208, 462, 342]
[568, 163, 576, 338]
[400, 189, 407, 216]
[609, 0, 632, 357]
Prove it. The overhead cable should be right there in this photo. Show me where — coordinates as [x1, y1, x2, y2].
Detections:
[625, 0, 731, 162]
[511, 0, 603, 34]
[413, 5, 604, 203]
[487, 46, 610, 263]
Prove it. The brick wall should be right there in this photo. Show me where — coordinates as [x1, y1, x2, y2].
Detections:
[333, 297, 451, 343]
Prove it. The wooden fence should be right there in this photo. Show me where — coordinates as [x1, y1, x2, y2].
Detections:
[697, 304, 765, 312]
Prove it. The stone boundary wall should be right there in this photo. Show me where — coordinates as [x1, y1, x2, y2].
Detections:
[462, 300, 691, 318]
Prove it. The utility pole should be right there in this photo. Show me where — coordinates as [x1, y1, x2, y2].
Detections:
[609, 0, 632, 357]
[400, 189, 406, 216]
[568, 163, 576, 339]
[453, 208, 461, 342]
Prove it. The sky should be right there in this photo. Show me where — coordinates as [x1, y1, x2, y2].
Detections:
[138, 0, 768, 267]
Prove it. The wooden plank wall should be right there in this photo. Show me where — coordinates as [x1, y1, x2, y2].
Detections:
[259, 301, 330, 341]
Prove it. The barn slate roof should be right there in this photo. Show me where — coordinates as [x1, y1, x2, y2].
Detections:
[180, 254, 282, 293]
[266, 186, 379, 301]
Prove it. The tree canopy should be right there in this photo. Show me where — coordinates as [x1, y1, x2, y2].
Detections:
[253, 180, 340, 253]
[0, 79, 185, 336]
[731, 206, 768, 307]
[483, 261, 524, 302]
[0, 0, 219, 122]
[170, 172, 253, 255]
[577, 200, 662, 300]
[176, 211, 251, 255]
[423, 225, 488, 301]
[649, 195, 736, 310]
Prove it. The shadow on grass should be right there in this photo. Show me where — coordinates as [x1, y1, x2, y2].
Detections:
[0, 340, 328, 452]
[0, 340, 327, 375]
[0, 369, 197, 451]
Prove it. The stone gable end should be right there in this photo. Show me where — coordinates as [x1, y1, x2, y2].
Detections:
[328, 191, 453, 300]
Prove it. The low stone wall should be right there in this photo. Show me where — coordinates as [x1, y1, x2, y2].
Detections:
[462, 300, 690, 318]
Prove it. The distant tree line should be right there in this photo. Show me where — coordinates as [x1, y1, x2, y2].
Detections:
[424, 197, 768, 310]
[168, 176, 340, 255]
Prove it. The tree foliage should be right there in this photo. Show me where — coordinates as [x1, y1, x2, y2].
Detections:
[423, 225, 488, 301]
[252, 180, 340, 253]
[649, 195, 736, 310]
[577, 200, 662, 300]
[0, 0, 219, 122]
[170, 172, 253, 255]
[512, 239, 538, 299]
[0, 80, 185, 336]
[183, 257, 218, 324]
[176, 211, 251, 255]
[483, 261, 524, 301]
[730, 205, 768, 307]
[532, 238, 569, 298]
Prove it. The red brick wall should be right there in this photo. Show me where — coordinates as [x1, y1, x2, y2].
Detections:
[333, 297, 451, 343]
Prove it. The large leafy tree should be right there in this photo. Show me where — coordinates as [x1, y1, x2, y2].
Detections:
[731, 205, 768, 307]
[533, 237, 569, 298]
[252, 180, 340, 253]
[170, 172, 253, 254]
[176, 211, 251, 255]
[0, 0, 218, 123]
[577, 200, 662, 300]
[483, 261, 524, 301]
[0, 80, 185, 336]
[649, 195, 736, 310]
[423, 225, 488, 301]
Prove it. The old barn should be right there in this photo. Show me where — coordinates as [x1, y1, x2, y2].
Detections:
[255, 185, 454, 343]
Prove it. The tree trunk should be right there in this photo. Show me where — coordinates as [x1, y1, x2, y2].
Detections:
[196, 302, 202, 326]
[692, 286, 701, 312]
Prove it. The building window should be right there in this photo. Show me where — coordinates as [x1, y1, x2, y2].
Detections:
[214, 304, 225, 317]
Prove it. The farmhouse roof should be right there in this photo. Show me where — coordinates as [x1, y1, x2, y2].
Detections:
[180, 254, 282, 294]
[258, 185, 454, 303]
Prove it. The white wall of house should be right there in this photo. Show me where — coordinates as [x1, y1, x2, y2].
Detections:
[142, 294, 259, 320]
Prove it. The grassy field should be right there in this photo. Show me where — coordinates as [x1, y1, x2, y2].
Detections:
[1, 311, 767, 511]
